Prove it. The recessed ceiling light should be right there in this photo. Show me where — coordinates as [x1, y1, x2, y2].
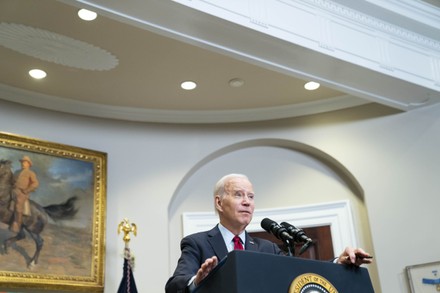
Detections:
[29, 69, 47, 79]
[181, 81, 197, 90]
[304, 81, 320, 90]
[78, 9, 97, 21]
[229, 78, 245, 88]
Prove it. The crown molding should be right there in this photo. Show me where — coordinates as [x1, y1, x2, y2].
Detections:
[299, 0, 440, 50]
[363, 0, 440, 29]
[0, 83, 369, 124]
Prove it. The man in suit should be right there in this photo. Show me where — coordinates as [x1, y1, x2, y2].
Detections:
[165, 174, 372, 293]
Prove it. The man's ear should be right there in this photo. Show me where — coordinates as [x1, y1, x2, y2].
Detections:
[215, 195, 222, 212]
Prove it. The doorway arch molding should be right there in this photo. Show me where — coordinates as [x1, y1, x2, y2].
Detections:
[167, 138, 364, 216]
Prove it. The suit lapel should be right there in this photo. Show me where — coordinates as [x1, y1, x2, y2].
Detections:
[207, 227, 258, 258]
[207, 225, 228, 260]
[245, 232, 258, 251]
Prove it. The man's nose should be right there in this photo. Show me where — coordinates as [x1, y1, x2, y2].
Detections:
[241, 196, 251, 205]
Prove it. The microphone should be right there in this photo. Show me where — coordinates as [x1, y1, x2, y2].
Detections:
[280, 222, 312, 243]
[261, 218, 293, 243]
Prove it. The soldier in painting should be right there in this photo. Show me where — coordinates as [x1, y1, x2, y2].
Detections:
[9, 155, 39, 233]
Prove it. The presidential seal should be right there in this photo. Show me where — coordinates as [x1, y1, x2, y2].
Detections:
[289, 273, 338, 293]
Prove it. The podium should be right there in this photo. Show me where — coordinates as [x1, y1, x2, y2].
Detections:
[194, 250, 374, 293]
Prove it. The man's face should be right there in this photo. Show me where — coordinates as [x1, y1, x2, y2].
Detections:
[215, 177, 255, 234]
[21, 160, 30, 169]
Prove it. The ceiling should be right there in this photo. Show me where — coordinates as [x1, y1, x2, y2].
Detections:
[0, 0, 439, 124]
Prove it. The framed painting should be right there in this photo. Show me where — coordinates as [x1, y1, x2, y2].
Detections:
[406, 261, 440, 293]
[0, 132, 106, 292]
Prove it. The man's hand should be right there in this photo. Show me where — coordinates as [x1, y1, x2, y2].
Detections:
[336, 247, 373, 266]
[194, 256, 218, 286]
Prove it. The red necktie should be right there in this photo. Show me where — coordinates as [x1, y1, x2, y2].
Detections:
[233, 235, 244, 250]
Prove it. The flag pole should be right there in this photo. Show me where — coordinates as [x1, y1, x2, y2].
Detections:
[117, 218, 138, 293]
[118, 217, 137, 248]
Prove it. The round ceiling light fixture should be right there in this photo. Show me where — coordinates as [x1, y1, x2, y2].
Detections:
[181, 81, 197, 90]
[228, 78, 244, 88]
[304, 81, 320, 90]
[29, 69, 47, 79]
[78, 9, 97, 21]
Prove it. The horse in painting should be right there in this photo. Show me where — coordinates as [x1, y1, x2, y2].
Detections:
[0, 159, 78, 267]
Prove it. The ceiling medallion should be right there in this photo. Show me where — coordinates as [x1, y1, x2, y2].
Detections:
[0, 22, 119, 71]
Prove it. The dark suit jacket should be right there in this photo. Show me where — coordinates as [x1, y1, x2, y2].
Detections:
[165, 225, 283, 293]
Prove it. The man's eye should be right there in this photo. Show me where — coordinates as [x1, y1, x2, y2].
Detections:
[234, 192, 254, 200]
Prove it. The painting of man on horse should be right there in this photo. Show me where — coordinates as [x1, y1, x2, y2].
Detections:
[0, 132, 106, 291]
[0, 151, 93, 273]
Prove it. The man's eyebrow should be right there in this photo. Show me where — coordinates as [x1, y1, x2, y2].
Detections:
[233, 189, 254, 194]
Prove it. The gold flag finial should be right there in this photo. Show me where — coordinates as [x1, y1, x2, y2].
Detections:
[118, 218, 137, 247]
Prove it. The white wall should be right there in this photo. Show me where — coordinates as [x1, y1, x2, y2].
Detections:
[1, 99, 439, 292]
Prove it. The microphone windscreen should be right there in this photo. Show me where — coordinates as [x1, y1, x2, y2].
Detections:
[280, 222, 292, 228]
[260, 218, 275, 232]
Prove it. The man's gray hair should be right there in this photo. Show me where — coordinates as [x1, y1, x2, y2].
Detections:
[213, 173, 249, 198]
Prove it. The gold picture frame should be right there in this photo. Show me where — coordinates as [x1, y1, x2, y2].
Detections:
[0, 132, 106, 292]
[406, 261, 440, 293]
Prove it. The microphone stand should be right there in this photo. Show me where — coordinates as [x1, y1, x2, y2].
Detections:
[285, 239, 294, 257]
[298, 240, 313, 256]
[285, 239, 313, 257]
[281, 223, 313, 256]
